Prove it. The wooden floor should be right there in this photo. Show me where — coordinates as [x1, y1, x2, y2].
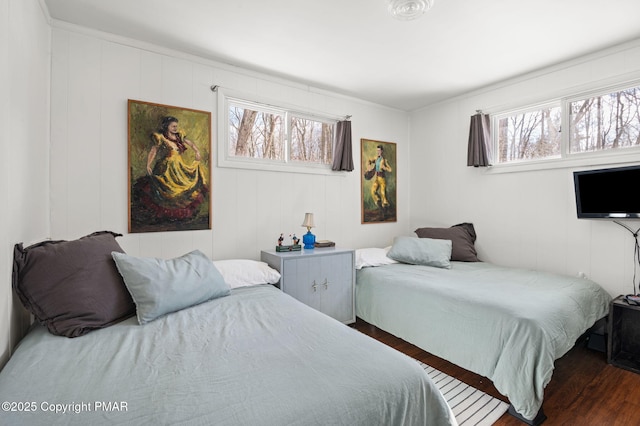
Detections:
[353, 318, 640, 426]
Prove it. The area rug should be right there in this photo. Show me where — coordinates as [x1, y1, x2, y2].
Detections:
[417, 361, 509, 426]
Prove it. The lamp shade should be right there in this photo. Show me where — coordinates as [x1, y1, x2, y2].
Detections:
[301, 213, 315, 229]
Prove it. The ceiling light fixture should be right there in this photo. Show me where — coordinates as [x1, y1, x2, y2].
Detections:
[387, 0, 434, 20]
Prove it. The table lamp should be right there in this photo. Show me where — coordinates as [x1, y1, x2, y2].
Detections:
[301, 213, 316, 249]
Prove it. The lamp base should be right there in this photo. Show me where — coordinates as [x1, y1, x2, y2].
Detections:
[303, 231, 316, 249]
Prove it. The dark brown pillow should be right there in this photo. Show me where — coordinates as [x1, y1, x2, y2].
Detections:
[12, 231, 135, 337]
[414, 223, 479, 262]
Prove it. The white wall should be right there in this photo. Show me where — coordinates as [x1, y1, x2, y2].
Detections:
[0, 0, 50, 366]
[409, 39, 640, 298]
[10, 1, 638, 370]
[48, 24, 410, 262]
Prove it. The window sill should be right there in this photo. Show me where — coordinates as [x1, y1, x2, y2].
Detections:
[217, 157, 346, 176]
[484, 150, 640, 174]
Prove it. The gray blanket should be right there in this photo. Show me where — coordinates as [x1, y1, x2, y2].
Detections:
[356, 261, 612, 421]
[0, 285, 455, 425]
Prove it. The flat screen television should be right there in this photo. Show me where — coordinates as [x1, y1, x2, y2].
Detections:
[574, 165, 640, 219]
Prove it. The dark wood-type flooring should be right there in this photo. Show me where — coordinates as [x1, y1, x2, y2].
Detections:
[353, 318, 640, 426]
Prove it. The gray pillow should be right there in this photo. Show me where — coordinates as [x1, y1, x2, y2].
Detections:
[415, 222, 479, 262]
[12, 231, 135, 338]
[387, 236, 452, 269]
[112, 250, 230, 324]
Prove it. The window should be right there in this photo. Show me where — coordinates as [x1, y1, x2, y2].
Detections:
[569, 87, 640, 153]
[289, 115, 334, 165]
[492, 82, 640, 167]
[495, 104, 561, 163]
[229, 101, 285, 160]
[222, 95, 335, 173]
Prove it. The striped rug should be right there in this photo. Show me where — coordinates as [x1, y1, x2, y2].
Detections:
[417, 361, 509, 426]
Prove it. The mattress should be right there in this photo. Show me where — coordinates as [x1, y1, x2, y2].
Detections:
[0, 285, 456, 426]
[356, 261, 612, 421]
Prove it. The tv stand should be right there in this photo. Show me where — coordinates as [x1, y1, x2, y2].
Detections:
[608, 295, 640, 374]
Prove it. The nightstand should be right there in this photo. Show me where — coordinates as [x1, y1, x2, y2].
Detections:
[608, 295, 640, 374]
[261, 248, 355, 324]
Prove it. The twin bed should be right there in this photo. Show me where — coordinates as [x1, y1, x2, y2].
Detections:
[0, 232, 456, 426]
[354, 224, 612, 425]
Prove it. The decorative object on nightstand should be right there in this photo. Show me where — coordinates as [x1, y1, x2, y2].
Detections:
[301, 213, 316, 249]
[276, 233, 301, 252]
[315, 240, 335, 248]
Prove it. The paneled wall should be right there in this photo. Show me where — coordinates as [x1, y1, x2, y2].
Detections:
[409, 39, 640, 297]
[49, 25, 410, 262]
[0, 0, 50, 366]
[8, 0, 639, 369]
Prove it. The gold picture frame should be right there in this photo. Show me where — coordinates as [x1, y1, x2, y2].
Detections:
[128, 99, 212, 233]
[361, 138, 397, 224]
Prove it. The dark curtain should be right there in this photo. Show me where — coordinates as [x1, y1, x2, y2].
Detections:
[467, 113, 492, 167]
[331, 120, 354, 172]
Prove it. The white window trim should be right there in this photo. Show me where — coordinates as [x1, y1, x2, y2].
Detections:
[288, 111, 337, 167]
[216, 88, 343, 175]
[485, 149, 640, 174]
[491, 100, 562, 163]
[487, 79, 640, 174]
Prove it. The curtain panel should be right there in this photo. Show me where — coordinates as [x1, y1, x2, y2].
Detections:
[467, 113, 492, 167]
[331, 120, 354, 172]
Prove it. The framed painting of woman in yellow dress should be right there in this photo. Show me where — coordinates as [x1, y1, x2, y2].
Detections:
[128, 100, 211, 233]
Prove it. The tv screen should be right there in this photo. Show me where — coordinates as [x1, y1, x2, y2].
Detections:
[574, 165, 640, 219]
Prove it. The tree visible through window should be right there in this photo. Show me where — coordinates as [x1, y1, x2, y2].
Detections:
[228, 99, 334, 166]
[229, 104, 284, 160]
[569, 86, 640, 153]
[290, 117, 334, 164]
[496, 106, 561, 163]
[493, 82, 640, 165]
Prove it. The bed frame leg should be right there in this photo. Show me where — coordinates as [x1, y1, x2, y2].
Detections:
[507, 405, 546, 425]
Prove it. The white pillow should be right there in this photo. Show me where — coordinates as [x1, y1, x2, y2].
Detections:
[212, 259, 281, 288]
[355, 247, 398, 270]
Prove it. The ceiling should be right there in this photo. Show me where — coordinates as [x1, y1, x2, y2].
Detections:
[43, 0, 640, 111]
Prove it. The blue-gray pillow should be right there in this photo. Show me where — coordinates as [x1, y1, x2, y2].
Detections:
[415, 222, 479, 262]
[111, 250, 230, 324]
[387, 236, 452, 269]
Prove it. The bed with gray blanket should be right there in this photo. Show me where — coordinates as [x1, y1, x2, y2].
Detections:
[356, 260, 611, 424]
[0, 284, 456, 425]
[2, 232, 456, 425]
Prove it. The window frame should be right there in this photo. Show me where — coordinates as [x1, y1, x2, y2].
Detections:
[288, 111, 336, 166]
[217, 88, 341, 175]
[565, 84, 640, 156]
[489, 79, 640, 173]
[227, 97, 286, 165]
[492, 100, 562, 165]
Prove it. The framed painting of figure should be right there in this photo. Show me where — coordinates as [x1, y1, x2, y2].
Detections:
[128, 99, 212, 233]
[361, 139, 397, 224]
